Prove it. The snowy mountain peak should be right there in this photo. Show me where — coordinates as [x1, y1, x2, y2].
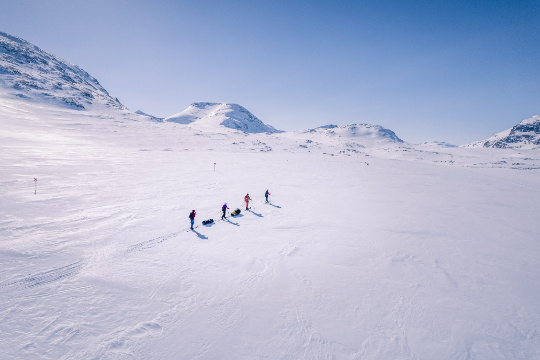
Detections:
[164, 102, 281, 134]
[0, 31, 124, 110]
[465, 115, 540, 149]
[304, 123, 403, 142]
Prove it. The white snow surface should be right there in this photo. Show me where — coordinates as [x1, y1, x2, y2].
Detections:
[1, 93, 540, 360]
[164, 102, 280, 134]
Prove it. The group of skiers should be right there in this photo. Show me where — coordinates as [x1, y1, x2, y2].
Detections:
[188, 190, 271, 229]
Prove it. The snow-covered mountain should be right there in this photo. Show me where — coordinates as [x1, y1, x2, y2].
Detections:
[301, 123, 403, 143]
[465, 115, 540, 149]
[164, 102, 281, 134]
[418, 141, 458, 148]
[0, 31, 124, 110]
[135, 110, 163, 122]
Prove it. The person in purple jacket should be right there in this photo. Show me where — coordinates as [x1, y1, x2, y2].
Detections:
[221, 203, 229, 219]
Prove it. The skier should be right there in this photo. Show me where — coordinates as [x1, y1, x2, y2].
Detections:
[221, 203, 229, 219]
[265, 189, 271, 203]
[189, 210, 196, 230]
[244, 193, 251, 210]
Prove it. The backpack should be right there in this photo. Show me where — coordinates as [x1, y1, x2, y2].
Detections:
[202, 219, 214, 225]
[231, 209, 241, 216]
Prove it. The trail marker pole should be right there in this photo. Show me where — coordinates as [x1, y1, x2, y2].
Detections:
[34, 178, 37, 194]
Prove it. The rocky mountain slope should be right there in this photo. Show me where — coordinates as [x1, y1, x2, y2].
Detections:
[465, 115, 540, 149]
[0, 31, 124, 110]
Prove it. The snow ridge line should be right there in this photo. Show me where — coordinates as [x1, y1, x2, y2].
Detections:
[0, 260, 84, 291]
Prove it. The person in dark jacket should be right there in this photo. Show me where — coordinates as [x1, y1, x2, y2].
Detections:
[189, 210, 196, 230]
[265, 189, 271, 203]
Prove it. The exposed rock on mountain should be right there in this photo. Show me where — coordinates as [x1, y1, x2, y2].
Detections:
[465, 116, 540, 149]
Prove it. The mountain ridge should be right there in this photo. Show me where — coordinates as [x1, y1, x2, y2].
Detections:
[3, 30, 538, 148]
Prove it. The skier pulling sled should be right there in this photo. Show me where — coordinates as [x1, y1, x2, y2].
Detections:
[221, 203, 229, 219]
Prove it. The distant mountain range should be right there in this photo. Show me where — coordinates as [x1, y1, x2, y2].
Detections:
[2, 30, 538, 147]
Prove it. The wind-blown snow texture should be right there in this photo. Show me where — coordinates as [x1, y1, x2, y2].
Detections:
[1, 31, 540, 360]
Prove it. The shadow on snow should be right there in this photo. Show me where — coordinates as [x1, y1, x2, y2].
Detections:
[191, 228, 208, 239]
[224, 218, 240, 226]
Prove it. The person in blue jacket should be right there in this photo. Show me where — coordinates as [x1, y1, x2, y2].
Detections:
[265, 189, 271, 203]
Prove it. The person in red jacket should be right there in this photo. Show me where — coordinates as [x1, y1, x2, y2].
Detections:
[189, 210, 196, 230]
[244, 193, 251, 210]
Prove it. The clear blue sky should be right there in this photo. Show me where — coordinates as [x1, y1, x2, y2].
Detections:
[1, 0, 539, 144]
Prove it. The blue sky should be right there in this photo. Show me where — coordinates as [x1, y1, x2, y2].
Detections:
[1, 0, 539, 144]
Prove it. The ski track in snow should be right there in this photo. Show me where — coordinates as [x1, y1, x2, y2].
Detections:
[0, 229, 187, 293]
[0, 260, 84, 291]
[124, 231, 184, 255]
[0, 207, 276, 294]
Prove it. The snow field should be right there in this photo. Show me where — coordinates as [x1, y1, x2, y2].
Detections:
[1, 98, 540, 359]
